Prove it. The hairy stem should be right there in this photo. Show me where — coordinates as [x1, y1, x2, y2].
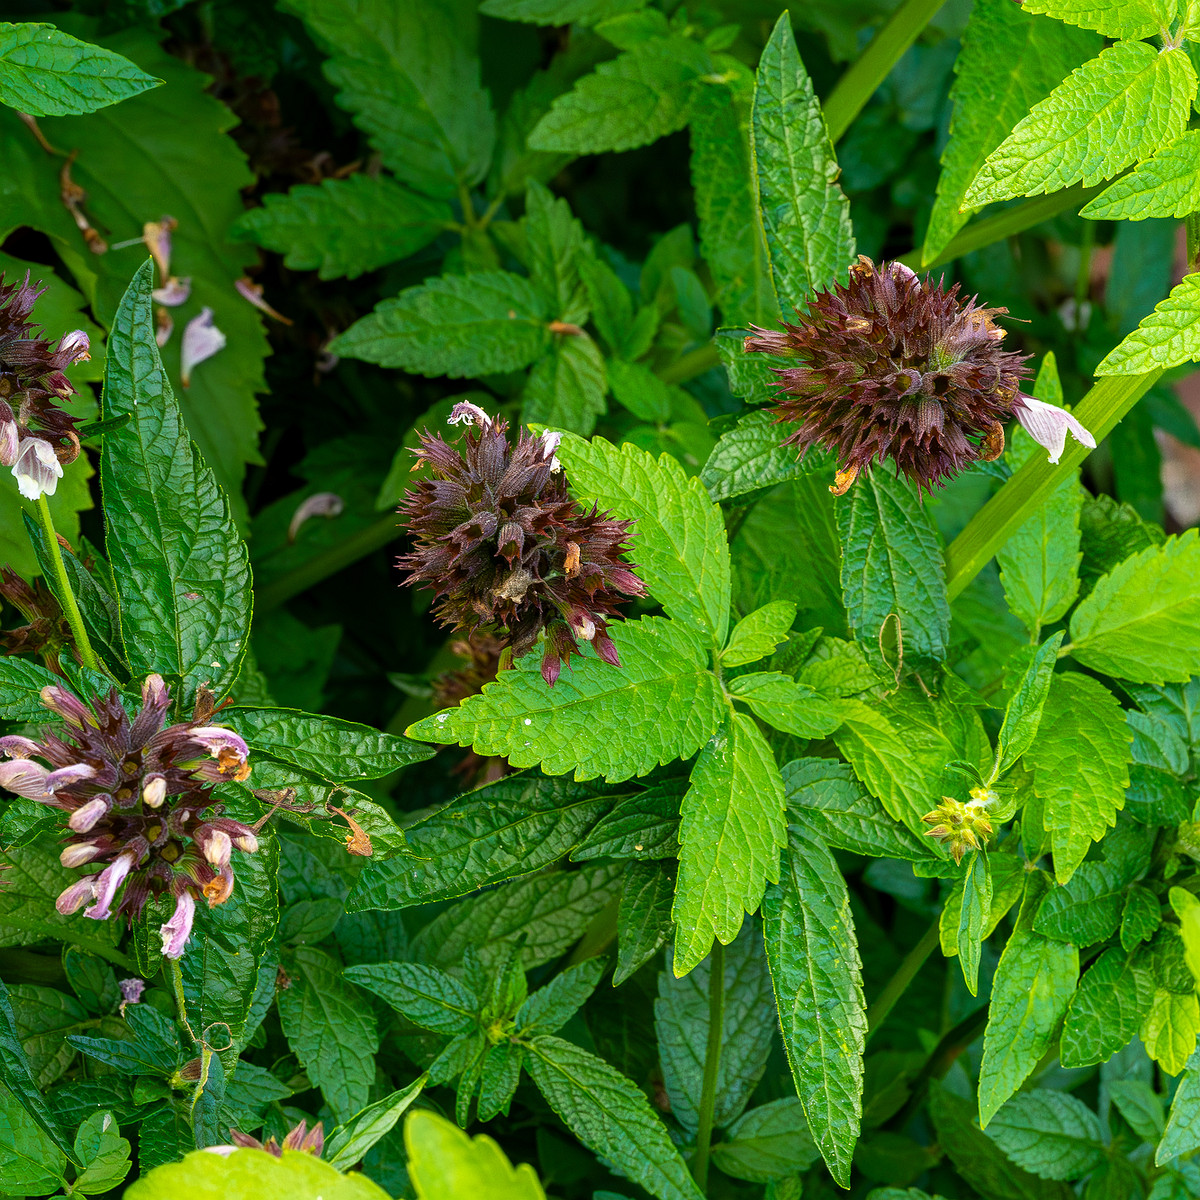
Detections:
[692, 940, 725, 1192]
[866, 917, 940, 1043]
[823, 0, 947, 143]
[36, 494, 98, 672]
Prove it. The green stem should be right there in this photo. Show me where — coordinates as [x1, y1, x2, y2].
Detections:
[660, 343, 721, 385]
[1187, 212, 1200, 271]
[36, 494, 98, 671]
[945, 369, 1163, 602]
[168, 956, 197, 1047]
[865, 917, 940, 1043]
[692, 940, 725, 1193]
[823, 0, 947, 143]
[1073, 218, 1095, 333]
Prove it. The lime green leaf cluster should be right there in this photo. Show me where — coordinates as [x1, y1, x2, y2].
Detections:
[1097, 273, 1200, 376]
[1022, 0, 1180, 39]
[1082, 131, 1200, 220]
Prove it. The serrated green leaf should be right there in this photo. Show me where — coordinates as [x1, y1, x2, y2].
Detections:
[964, 41, 1195, 207]
[763, 821, 864, 1188]
[956, 851, 992, 997]
[345, 963, 479, 1034]
[1025, 672, 1132, 883]
[699, 408, 829, 504]
[284, 0, 492, 197]
[728, 672, 840, 739]
[557, 433, 732, 644]
[526, 1034, 704, 1200]
[522, 333, 607, 435]
[978, 873, 1079, 1127]
[524, 179, 589, 321]
[721, 601, 797, 668]
[1035, 863, 1137, 945]
[1070, 530, 1200, 683]
[0, 655, 60, 721]
[985, 1090, 1104, 1182]
[615, 859, 674, 984]
[528, 35, 710, 155]
[1142, 987, 1200, 1075]
[72, 1109, 131, 1195]
[324, 1078, 426, 1173]
[330, 270, 552, 375]
[1108, 1078, 1164, 1141]
[1098, 272, 1200, 376]
[672, 713, 787, 976]
[231, 174, 452, 280]
[1158, 1049, 1200, 1163]
[0, 1080, 68, 1194]
[941, 851, 1027, 959]
[924, 0, 1099, 265]
[1023, 0, 1180, 38]
[1123, 884, 1163, 951]
[1083, 130, 1200, 221]
[995, 631, 1065, 776]
[751, 15, 854, 309]
[481, 0, 645, 23]
[518, 959, 604, 1036]
[605, 357, 672, 422]
[710, 1096, 819, 1183]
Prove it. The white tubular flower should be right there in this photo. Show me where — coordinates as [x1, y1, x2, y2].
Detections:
[159, 890, 195, 959]
[447, 401, 492, 428]
[61, 841, 103, 869]
[56, 877, 99, 915]
[0, 759, 51, 800]
[1013, 394, 1097, 465]
[540, 430, 563, 472]
[68, 796, 111, 833]
[12, 437, 63, 500]
[142, 775, 167, 809]
[58, 330, 91, 363]
[0, 400, 17, 467]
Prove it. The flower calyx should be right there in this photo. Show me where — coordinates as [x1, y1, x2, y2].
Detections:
[921, 794, 994, 864]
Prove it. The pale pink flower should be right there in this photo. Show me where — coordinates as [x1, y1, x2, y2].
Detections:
[12, 437, 62, 500]
[448, 401, 492, 428]
[0, 759, 50, 799]
[287, 492, 344, 543]
[56, 877, 98, 915]
[180, 308, 226, 388]
[152, 277, 191, 307]
[58, 330, 90, 363]
[159, 890, 195, 959]
[85, 850, 138, 921]
[0, 401, 17, 467]
[68, 796, 110, 833]
[1013, 394, 1097, 465]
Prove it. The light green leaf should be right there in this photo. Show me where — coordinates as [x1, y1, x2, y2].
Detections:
[405, 1110, 544, 1198]
[100, 259, 251, 704]
[1122, 884, 1163, 951]
[325, 1078, 426, 1172]
[284, 0, 493, 197]
[978, 873, 1079, 1127]
[710, 1096, 819, 1183]
[556, 433, 732, 644]
[0, 1081, 67, 1195]
[345, 963, 479, 1035]
[231, 174, 452, 280]
[1022, 0, 1180, 38]
[1158, 1049, 1200, 1164]
[750, 14, 854, 308]
[481, 0, 645, 23]
[330, 270, 552, 376]
[964, 41, 1196, 207]
[956, 851, 993, 997]
[1025, 672, 1132, 883]
[985, 1090, 1104, 1182]
[700, 408, 828, 504]
[615, 859, 675, 984]
[528, 35, 711, 155]
[522, 333, 606, 435]
[1070, 530, 1200, 683]
[525, 1035, 704, 1200]
[763, 821, 865, 1188]
[1107, 1079, 1165, 1141]
[924, 0, 1099, 265]
[407, 617, 723, 782]
[1083, 130, 1200, 220]
[1171, 887, 1200, 982]
[672, 713, 787, 976]
[1141, 987, 1200, 1075]
[727, 672, 841, 739]
[1098, 273, 1200, 376]
[721, 601, 797, 668]
[995, 631, 1065, 776]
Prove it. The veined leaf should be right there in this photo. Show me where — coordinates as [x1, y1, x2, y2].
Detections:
[100, 260, 252, 705]
[700, 409, 827, 504]
[345, 963, 479, 1035]
[1098, 273, 1200, 376]
[1083, 130, 1200, 221]
[518, 959, 604, 1036]
[522, 333, 606, 436]
[672, 713, 787, 976]
[727, 672, 840, 739]
[763, 821, 865, 1188]
[615, 859, 675, 984]
[572, 779, 684, 861]
[1122, 884, 1162, 951]
[986, 1090, 1105, 1182]
[1022, 0, 1180, 38]
[524, 179, 589, 322]
[556, 434, 732, 644]
[329, 270, 552, 376]
[721, 600, 797, 668]
[1061, 946, 1155, 1068]
[710, 1096, 819, 1183]
[324, 1078, 426, 1173]
[956, 851, 992, 997]
[994, 631, 1065, 776]
[0, 1082, 67, 1195]
[405, 1110, 545, 1198]
[1158, 1049, 1200, 1164]
[0, 656, 60, 722]
[964, 41, 1195, 207]
[1141, 987, 1200, 1075]
[750, 15, 854, 308]
[232, 175, 452, 280]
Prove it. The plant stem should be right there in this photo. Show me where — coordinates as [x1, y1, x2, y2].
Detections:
[169, 956, 198, 1046]
[823, 0, 947, 143]
[1187, 212, 1200, 271]
[692, 940, 725, 1193]
[866, 917, 940, 1043]
[945, 368, 1163, 601]
[660, 343, 721, 385]
[36, 494, 98, 672]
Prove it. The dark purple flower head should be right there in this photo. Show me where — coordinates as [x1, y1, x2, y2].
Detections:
[399, 403, 646, 685]
[0, 674, 256, 958]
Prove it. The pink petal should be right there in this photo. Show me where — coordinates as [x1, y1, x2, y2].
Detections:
[152, 277, 191, 306]
[180, 307, 226, 388]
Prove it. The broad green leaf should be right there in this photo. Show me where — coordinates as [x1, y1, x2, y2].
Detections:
[1141, 987, 1200, 1075]
[525, 1035, 704, 1200]
[329, 270, 552, 376]
[1070, 531, 1200, 683]
[0, 1081, 67, 1195]
[518, 959, 605, 1035]
[407, 618, 724, 782]
[1123, 884, 1163, 951]
[404, 1110, 544, 1198]
[1158, 1049, 1200, 1164]
[763, 821, 865, 1188]
[1036, 862, 1138, 946]
[1107, 1079, 1165, 1141]
[751, 15, 854, 308]
[101, 260, 251, 704]
[1025, 672, 1132, 883]
[528, 35, 711, 154]
[1098, 273, 1200, 376]
[700, 409, 828, 504]
[9, 984, 88, 1089]
[556, 434, 732, 644]
[322, 1082, 426, 1173]
[571, 779, 683, 861]
[978, 874, 1079, 1127]
[956, 851, 992, 997]
[986, 1090, 1105, 1181]
[941, 852, 1027, 958]
[606, 357, 672, 423]
[995, 632, 1065, 776]
[0, 655, 60, 722]
[577, 255, 656, 360]
[232, 175, 452, 280]
[924, 0, 1099, 264]
[1083, 130, 1200, 220]
[524, 179, 589, 321]
[481, 0, 645, 22]
[1023, 0, 1180, 38]
[615, 859, 675, 984]
[721, 601, 797, 668]
[71, 1110, 131, 1195]
[964, 41, 1196, 206]
[284, 0, 492, 196]
[655, 924, 774, 1135]
[345, 963, 479, 1034]
[672, 713, 787, 976]
[1171, 887, 1200, 982]
[710, 1096, 820, 1183]
[522, 332, 607, 435]
[276, 946, 378, 1123]
[728, 672, 840, 739]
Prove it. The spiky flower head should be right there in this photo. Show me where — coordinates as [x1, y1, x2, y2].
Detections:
[0, 674, 257, 958]
[921, 795, 994, 865]
[399, 403, 646, 685]
[0, 566, 71, 671]
[744, 257, 1094, 494]
[205, 1119, 325, 1159]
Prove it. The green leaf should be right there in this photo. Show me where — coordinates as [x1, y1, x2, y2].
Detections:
[0, 1081, 68, 1195]
[526, 1034, 704, 1200]
[1108, 1078, 1164, 1141]
[763, 821, 865, 1188]
[615, 859, 675, 984]
[284, 0, 492, 197]
[329, 270, 552, 376]
[481, 0, 646, 23]
[750, 14, 854, 308]
[994, 631, 1065, 776]
[9, 984, 88, 1089]
[964, 41, 1196, 207]
[1171, 886, 1200, 983]
[924, 0, 1099, 265]
[656, 924, 774, 1135]
[71, 1110, 131, 1195]
[605, 357, 672, 423]
[344, 963, 479, 1034]
[986, 1090, 1104, 1181]
[1158, 1049, 1200, 1164]
[522, 333, 607, 435]
[838, 464, 949, 664]
[1141, 986, 1200, 1075]
[0, 655, 60, 722]
[518, 959, 605, 1035]
[1098, 272, 1200, 376]
[1070, 531, 1200, 683]
[407, 617, 723, 782]
[231, 174, 452, 280]
[276, 946, 378, 1123]
[1025, 672, 1132, 883]
[700, 409, 826, 504]
[572, 781, 683, 861]
[941, 852, 1027, 959]
[101, 259, 251, 704]
[721, 601, 797, 668]
[528, 35, 711, 154]
[1122, 884, 1162, 951]
[672, 713, 787, 976]
[710, 1096, 819, 1183]
[0, 22, 159, 116]
[1083, 130, 1200, 221]
[956, 851, 993, 997]
[978, 873, 1079, 1127]
[728, 672, 841, 739]
[524, 179, 589, 321]
[1022, 0, 1180, 38]
[556, 433, 732, 645]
